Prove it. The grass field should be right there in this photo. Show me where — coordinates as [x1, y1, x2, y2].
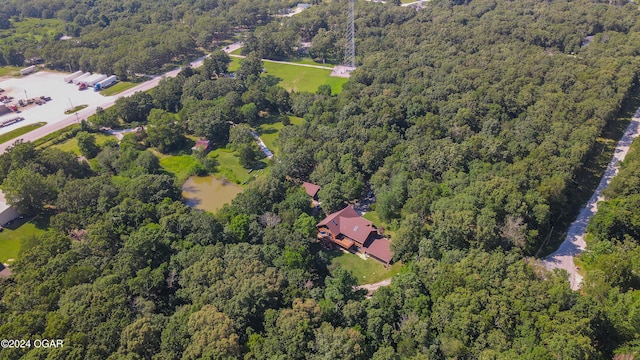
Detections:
[257, 116, 304, 156]
[208, 147, 268, 184]
[0, 18, 64, 45]
[100, 82, 137, 96]
[157, 153, 203, 184]
[52, 133, 117, 155]
[0, 67, 21, 77]
[0, 215, 50, 264]
[229, 58, 348, 94]
[155, 146, 267, 186]
[0, 122, 45, 145]
[328, 249, 402, 285]
[363, 210, 397, 238]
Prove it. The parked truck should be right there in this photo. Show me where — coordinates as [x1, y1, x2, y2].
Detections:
[83, 74, 107, 87]
[94, 75, 117, 91]
[72, 72, 92, 85]
[64, 71, 84, 83]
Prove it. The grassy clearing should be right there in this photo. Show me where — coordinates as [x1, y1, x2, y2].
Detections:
[207, 147, 268, 185]
[0, 215, 50, 264]
[100, 81, 137, 96]
[157, 153, 203, 184]
[257, 116, 304, 156]
[0, 66, 21, 77]
[363, 209, 397, 238]
[263, 61, 347, 94]
[0, 18, 64, 47]
[328, 249, 402, 285]
[363, 211, 382, 225]
[155, 146, 267, 186]
[52, 133, 117, 155]
[0, 122, 45, 145]
[229, 58, 348, 94]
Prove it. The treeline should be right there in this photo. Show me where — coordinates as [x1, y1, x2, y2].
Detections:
[270, 0, 640, 259]
[0, 0, 298, 76]
[585, 137, 640, 290]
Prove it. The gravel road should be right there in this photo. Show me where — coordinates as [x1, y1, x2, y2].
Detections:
[543, 108, 640, 290]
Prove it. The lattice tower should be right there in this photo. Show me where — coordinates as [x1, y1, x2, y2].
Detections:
[344, 0, 356, 68]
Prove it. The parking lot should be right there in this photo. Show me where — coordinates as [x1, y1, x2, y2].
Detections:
[0, 70, 111, 135]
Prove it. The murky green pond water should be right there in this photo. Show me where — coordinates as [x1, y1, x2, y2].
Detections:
[182, 176, 243, 213]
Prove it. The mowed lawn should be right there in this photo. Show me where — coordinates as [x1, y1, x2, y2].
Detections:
[0, 122, 46, 145]
[0, 215, 50, 264]
[100, 81, 136, 96]
[363, 209, 396, 239]
[207, 147, 268, 185]
[157, 153, 203, 184]
[52, 133, 117, 155]
[257, 116, 304, 156]
[155, 147, 267, 186]
[0, 66, 21, 77]
[329, 249, 402, 285]
[229, 58, 348, 94]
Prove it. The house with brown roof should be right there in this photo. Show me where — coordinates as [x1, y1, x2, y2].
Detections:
[191, 138, 211, 152]
[302, 181, 321, 200]
[317, 205, 393, 267]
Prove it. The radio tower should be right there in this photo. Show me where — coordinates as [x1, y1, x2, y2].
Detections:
[331, 0, 356, 77]
[345, 0, 356, 69]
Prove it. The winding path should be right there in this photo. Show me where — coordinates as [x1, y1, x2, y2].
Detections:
[355, 278, 392, 297]
[542, 108, 640, 290]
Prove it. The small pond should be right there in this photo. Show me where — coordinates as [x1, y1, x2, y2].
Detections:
[182, 175, 243, 213]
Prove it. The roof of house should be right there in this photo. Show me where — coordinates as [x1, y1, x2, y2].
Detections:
[302, 182, 321, 198]
[192, 139, 210, 150]
[364, 237, 393, 264]
[317, 205, 375, 244]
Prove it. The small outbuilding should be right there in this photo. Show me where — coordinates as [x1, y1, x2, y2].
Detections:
[302, 181, 321, 200]
[0, 190, 19, 226]
[191, 139, 211, 152]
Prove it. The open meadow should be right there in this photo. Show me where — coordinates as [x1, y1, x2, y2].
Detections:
[229, 58, 348, 94]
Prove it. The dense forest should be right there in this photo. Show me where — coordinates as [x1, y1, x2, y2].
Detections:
[0, 0, 298, 77]
[2, 0, 640, 358]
